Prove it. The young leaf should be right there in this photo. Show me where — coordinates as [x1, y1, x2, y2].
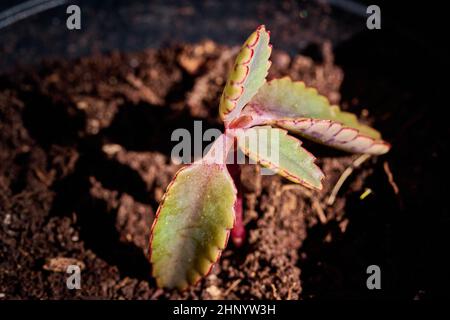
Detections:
[235, 126, 324, 190]
[219, 25, 272, 124]
[150, 162, 236, 290]
[243, 77, 390, 154]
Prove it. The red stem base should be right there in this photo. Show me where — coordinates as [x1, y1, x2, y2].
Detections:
[227, 163, 245, 247]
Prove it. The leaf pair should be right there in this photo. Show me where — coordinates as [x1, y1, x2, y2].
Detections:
[150, 25, 390, 290]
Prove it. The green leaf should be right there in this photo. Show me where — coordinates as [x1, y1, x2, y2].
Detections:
[243, 77, 390, 154]
[235, 126, 324, 190]
[150, 163, 236, 290]
[219, 25, 272, 124]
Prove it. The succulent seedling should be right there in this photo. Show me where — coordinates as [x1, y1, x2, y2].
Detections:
[149, 25, 390, 290]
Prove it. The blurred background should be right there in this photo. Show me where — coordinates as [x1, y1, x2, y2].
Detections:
[0, 0, 369, 71]
[1, 0, 437, 71]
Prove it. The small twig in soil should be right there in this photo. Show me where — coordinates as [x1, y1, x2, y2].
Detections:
[150, 288, 164, 300]
[33, 168, 54, 186]
[224, 279, 242, 297]
[383, 161, 400, 195]
[312, 200, 327, 224]
[287, 286, 293, 300]
[270, 284, 281, 300]
[327, 154, 371, 206]
[281, 184, 314, 199]
[281, 184, 325, 223]
[360, 188, 373, 200]
[125, 73, 163, 105]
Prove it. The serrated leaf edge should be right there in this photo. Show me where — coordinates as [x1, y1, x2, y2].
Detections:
[236, 127, 325, 190]
[246, 76, 377, 128]
[149, 164, 236, 290]
[273, 118, 391, 155]
[221, 25, 272, 122]
[241, 77, 391, 155]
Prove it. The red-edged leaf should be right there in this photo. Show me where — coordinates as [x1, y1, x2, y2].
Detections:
[235, 126, 324, 190]
[219, 25, 272, 124]
[150, 135, 236, 290]
[242, 77, 390, 154]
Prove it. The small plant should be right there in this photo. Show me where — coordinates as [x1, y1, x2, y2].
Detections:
[149, 25, 390, 290]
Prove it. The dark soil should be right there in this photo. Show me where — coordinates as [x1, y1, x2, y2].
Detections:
[0, 30, 448, 299]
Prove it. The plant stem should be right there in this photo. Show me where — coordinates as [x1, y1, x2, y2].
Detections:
[227, 162, 245, 247]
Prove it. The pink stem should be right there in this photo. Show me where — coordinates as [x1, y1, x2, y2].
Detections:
[227, 162, 245, 247]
